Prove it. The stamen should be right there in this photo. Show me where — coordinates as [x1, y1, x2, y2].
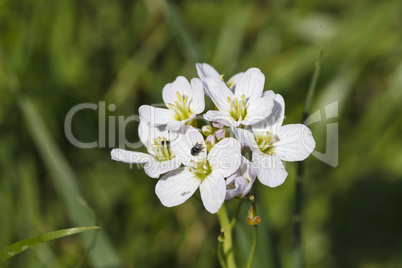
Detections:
[255, 131, 279, 155]
[189, 159, 213, 181]
[151, 137, 175, 162]
[227, 95, 248, 122]
[167, 91, 194, 121]
[227, 78, 234, 90]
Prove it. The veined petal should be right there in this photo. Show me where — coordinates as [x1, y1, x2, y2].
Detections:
[252, 153, 288, 187]
[204, 77, 234, 111]
[208, 137, 242, 177]
[170, 126, 207, 165]
[234, 68, 265, 103]
[162, 76, 192, 106]
[155, 168, 201, 207]
[228, 72, 245, 87]
[111, 148, 153, 163]
[190, 78, 205, 114]
[139, 105, 175, 126]
[232, 128, 260, 153]
[199, 171, 226, 214]
[196, 63, 221, 80]
[144, 157, 182, 179]
[203, 110, 233, 127]
[275, 124, 316, 161]
[239, 157, 256, 197]
[225, 176, 248, 200]
[242, 94, 274, 125]
[251, 93, 285, 135]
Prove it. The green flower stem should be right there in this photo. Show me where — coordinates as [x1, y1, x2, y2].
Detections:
[230, 199, 244, 229]
[245, 226, 258, 268]
[216, 203, 237, 268]
[217, 240, 227, 268]
[294, 46, 323, 268]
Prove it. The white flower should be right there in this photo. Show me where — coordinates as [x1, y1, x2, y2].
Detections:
[203, 68, 274, 128]
[233, 93, 316, 187]
[139, 77, 205, 132]
[196, 62, 244, 92]
[110, 121, 180, 178]
[155, 126, 242, 213]
[225, 156, 256, 200]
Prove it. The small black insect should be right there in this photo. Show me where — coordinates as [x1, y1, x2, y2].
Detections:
[191, 142, 204, 156]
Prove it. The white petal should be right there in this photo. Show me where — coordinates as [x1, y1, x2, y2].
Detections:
[228, 72, 245, 87]
[203, 110, 233, 127]
[208, 138, 242, 177]
[155, 168, 200, 207]
[138, 120, 151, 148]
[138, 121, 169, 152]
[166, 119, 186, 132]
[251, 93, 285, 135]
[242, 94, 274, 125]
[239, 157, 256, 197]
[139, 105, 175, 126]
[275, 124, 316, 161]
[144, 157, 182, 178]
[170, 126, 206, 165]
[252, 153, 288, 187]
[234, 68, 265, 104]
[162, 76, 192, 106]
[199, 171, 226, 214]
[111, 148, 153, 163]
[232, 128, 260, 153]
[204, 77, 234, 111]
[196, 63, 220, 80]
[271, 94, 285, 126]
[225, 176, 248, 200]
[262, 90, 275, 99]
[189, 78, 205, 114]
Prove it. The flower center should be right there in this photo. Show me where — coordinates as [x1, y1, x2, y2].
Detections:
[167, 92, 194, 121]
[255, 131, 279, 155]
[189, 159, 213, 181]
[227, 95, 247, 122]
[151, 137, 175, 162]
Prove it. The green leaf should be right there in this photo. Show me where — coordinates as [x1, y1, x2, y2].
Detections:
[0, 226, 99, 263]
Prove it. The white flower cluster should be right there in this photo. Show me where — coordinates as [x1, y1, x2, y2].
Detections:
[111, 63, 316, 213]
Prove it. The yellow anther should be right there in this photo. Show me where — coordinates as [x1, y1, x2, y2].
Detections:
[256, 131, 279, 155]
[227, 78, 235, 90]
[220, 74, 225, 81]
[176, 91, 183, 102]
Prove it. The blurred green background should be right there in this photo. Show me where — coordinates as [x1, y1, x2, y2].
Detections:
[1, 0, 402, 267]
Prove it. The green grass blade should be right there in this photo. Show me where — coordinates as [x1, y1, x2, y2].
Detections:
[16, 95, 120, 267]
[0, 227, 99, 263]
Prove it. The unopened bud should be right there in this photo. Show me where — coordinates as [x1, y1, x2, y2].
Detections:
[246, 195, 262, 226]
[215, 129, 228, 141]
[212, 122, 224, 129]
[201, 125, 214, 136]
[206, 135, 216, 151]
